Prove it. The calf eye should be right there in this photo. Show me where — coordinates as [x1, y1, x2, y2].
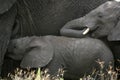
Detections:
[26, 46, 36, 52]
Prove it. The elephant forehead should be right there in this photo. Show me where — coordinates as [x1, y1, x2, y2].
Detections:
[16, 38, 30, 45]
[106, 1, 113, 5]
[97, 1, 119, 11]
[105, 1, 120, 8]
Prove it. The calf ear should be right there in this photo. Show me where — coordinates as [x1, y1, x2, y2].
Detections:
[0, 0, 17, 14]
[20, 38, 54, 68]
[108, 20, 120, 41]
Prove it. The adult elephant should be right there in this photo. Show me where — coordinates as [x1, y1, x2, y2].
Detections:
[60, 1, 120, 67]
[0, 0, 108, 75]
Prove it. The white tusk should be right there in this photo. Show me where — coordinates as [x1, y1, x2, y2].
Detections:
[115, 0, 120, 2]
[82, 28, 90, 35]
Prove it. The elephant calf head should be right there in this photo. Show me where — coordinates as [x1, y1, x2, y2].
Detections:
[8, 37, 33, 60]
[60, 0, 120, 41]
[8, 36, 54, 67]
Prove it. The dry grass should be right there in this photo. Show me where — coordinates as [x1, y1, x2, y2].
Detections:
[0, 60, 120, 80]
[4, 68, 64, 80]
[80, 60, 119, 80]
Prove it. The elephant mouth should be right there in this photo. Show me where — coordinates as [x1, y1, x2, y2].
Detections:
[90, 25, 104, 38]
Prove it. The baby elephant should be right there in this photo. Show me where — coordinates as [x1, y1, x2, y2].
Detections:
[8, 36, 113, 80]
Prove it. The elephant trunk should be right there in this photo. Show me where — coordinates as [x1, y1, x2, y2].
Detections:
[60, 17, 97, 38]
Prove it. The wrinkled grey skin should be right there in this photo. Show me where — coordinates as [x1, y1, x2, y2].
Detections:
[8, 36, 113, 80]
[60, 1, 120, 67]
[60, 1, 120, 40]
[0, 0, 109, 74]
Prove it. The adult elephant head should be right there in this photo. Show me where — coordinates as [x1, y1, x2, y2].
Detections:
[60, 0, 120, 68]
[60, 0, 120, 41]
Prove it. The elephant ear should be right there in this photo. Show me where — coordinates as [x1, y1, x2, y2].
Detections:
[20, 38, 54, 68]
[108, 20, 120, 41]
[0, 0, 17, 14]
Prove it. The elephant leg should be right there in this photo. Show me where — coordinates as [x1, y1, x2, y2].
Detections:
[109, 41, 120, 68]
[0, 5, 17, 75]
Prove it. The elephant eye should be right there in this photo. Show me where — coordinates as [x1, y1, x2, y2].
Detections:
[97, 12, 104, 18]
[98, 15, 103, 18]
[25, 47, 34, 53]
